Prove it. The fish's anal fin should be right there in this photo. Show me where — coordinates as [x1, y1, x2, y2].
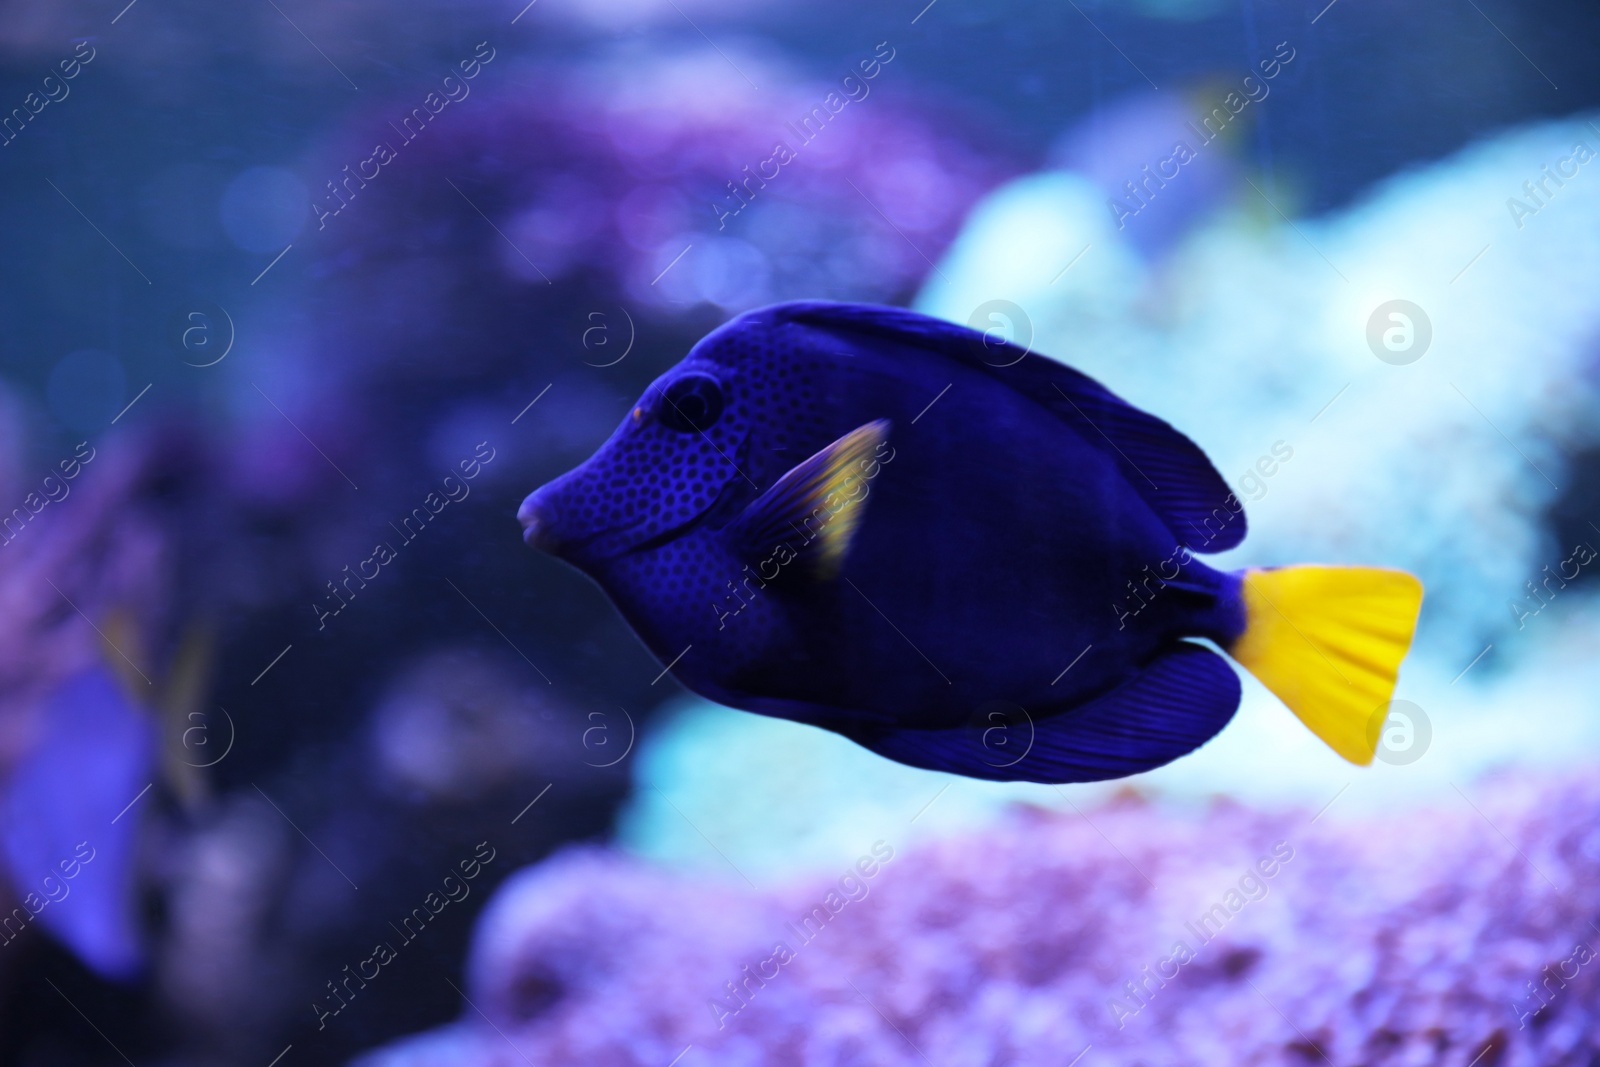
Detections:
[1228, 565, 1424, 765]
[841, 643, 1240, 784]
[730, 419, 890, 579]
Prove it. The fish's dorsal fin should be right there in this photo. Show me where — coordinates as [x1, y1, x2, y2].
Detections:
[730, 419, 890, 579]
[773, 301, 1245, 553]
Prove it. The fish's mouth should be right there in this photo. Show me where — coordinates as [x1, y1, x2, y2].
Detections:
[518, 492, 647, 560]
[518, 494, 568, 552]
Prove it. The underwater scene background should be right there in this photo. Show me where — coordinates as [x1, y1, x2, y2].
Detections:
[2, 0, 1600, 1063]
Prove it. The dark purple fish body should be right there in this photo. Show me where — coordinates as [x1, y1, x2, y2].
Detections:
[521, 303, 1422, 782]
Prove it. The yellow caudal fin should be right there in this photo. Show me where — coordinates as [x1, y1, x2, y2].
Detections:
[1227, 565, 1423, 765]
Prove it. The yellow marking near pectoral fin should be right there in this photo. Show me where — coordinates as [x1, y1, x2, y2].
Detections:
[1227, 565, 1424, 765]
[809, 420, 890, 576]
[731, 419, 890, 579]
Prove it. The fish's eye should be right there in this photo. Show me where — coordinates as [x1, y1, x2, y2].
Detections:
[657, 374, 725, 433]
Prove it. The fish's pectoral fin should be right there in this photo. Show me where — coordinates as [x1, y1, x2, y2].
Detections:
[729, 419, 890, 580]
[839, 643, 1240, 784]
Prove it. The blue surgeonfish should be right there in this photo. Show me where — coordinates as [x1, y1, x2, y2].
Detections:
[519, 302, 1423, 783]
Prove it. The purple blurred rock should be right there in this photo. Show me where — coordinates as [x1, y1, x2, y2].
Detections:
[306, 46, 1013, 376]
[353, 773, 1600, 1066]
[366, 646, 626, 804]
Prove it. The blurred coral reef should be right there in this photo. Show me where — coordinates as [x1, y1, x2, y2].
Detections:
[308, 46, 1006, 316]
[2, 0, 1599, 1063]
[358, 771, 1600, 1067]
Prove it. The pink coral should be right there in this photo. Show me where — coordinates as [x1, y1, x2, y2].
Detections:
[355, 774, 1600, 1066]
